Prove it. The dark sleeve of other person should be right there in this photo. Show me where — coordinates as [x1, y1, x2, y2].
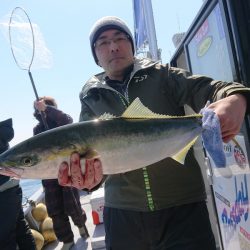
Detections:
[0, 118, 14, 153]
[45, 105, 73, 126]
[33, 105, 73, 135]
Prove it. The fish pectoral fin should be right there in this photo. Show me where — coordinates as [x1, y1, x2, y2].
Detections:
[171, 137, 198, 165]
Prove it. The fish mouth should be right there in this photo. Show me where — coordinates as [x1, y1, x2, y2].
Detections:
[0, 166, 24, 178]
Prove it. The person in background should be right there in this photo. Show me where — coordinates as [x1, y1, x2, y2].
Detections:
[0, 118, 36, 250]
[58, 16, 250, 250]
[33, 96, 89, 250]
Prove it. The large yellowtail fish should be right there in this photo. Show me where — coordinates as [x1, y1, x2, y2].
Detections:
[0, 98, 203, 179]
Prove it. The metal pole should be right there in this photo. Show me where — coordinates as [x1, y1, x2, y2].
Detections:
[28, 71, 49, 130]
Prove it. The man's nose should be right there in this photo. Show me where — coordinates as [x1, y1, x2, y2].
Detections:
[110, 40, 119, 51]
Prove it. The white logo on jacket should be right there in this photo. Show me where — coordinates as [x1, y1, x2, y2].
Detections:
[134, 75, 148, 83]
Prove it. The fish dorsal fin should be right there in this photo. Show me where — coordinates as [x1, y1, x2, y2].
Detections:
[98, 113, 117, 120]
[122, 98, 202, 119]
[98, 98, 202, 120]
[122, 98, 171, 119]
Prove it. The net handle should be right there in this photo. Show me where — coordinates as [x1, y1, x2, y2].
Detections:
[8, 7, 49, 130]
[28, 71, 49, 130]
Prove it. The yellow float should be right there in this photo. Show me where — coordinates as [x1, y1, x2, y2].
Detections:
[40, 217, 57, 243]
[31, 229, 44, 250]
[31, 202, 48, 222]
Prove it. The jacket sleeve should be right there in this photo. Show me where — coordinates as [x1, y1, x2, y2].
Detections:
[167, 66, 250, 113]
[46, 106, 73, 125]
[79, 99, 97, 122]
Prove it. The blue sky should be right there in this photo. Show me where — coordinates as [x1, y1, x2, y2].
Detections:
[0, 0, 203, 146]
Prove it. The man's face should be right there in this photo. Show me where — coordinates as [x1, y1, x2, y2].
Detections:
[94, 29, 134, 80]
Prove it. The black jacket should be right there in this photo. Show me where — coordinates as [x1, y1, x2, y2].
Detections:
[0, 118, 14, 185]
[79, 57, 250, 211]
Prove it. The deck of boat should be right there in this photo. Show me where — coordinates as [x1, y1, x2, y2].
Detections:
[24, 188, 105, 250]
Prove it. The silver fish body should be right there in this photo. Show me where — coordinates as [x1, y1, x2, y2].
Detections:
[0, 117, 202, 179]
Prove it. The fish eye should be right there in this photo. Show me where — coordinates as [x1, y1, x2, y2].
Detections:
[21, 157, 33, 166]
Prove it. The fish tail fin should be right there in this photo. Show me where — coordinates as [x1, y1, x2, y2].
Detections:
[171, 136, 198, 164]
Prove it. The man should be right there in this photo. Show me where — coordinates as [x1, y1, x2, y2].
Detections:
[58, 16, 250, 250]
[0, 118, 36, 250]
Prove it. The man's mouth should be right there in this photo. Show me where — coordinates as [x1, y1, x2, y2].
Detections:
[110, 57, 123, 62]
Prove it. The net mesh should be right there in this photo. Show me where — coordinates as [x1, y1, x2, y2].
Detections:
[0, 8, 53, 70]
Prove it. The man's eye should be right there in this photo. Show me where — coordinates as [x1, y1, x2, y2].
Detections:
[116, 37, 124, 42]
[99, 41, 108, 47]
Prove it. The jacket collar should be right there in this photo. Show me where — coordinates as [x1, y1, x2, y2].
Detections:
[81, 57, 158, 97]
